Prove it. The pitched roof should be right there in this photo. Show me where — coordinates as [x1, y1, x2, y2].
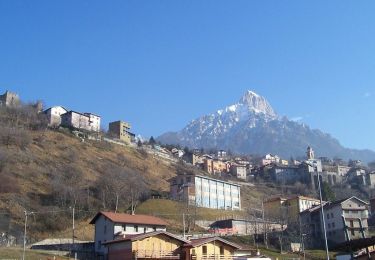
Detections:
[186, 237, 241, 249]
[89, 212, 168, 226]
[103, 231, 189, 245]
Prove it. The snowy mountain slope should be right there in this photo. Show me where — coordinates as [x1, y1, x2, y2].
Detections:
[158, 90, 375, 162]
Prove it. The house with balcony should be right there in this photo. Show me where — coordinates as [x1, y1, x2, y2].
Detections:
[104, 231, 188, 260]
[108, 120, 135, 144]
[300, 196, 369, 248]
[89, 212, 168, 258]
[184, 237, 241, 260]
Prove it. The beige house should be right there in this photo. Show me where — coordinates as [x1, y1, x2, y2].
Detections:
[104, 231, 188, 260]
[104, 232, 241, 260]
[184, 237, 241, 260]
[264, 195, 320, 222]
[108, 120, 135, 144]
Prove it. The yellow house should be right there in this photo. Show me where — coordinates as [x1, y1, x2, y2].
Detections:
[184, 237, 241, 260]
[104, 231, 189, 260]
[264, 195, 320, 222]
[264, 196, 287, 221]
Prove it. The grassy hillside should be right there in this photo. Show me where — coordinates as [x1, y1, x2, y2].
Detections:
[0, 105, 338, 246]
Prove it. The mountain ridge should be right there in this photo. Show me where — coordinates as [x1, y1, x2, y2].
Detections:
[158, 90, 375, 162]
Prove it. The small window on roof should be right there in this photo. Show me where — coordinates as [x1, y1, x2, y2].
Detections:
[202, 246, 207, 254]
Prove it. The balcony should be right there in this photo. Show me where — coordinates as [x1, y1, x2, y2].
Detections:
[198, 255, 234, 260]
[134, 250, 180, 259]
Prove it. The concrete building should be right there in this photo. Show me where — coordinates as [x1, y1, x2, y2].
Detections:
[61, 111, 101, 132]
[231, 164, 247, 180]
[0, 90, 20, 107]
[89, 211, 167, 257]
[300, 196, 369, 247]
[170, 174, 241, 210]
[209, 218, 283, 235]
[108, 120, 135, 144]
[43, 106, 68, 128]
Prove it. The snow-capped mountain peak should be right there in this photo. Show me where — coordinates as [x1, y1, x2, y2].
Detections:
[238, 90, 277, 117]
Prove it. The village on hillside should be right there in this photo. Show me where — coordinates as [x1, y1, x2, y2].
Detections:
[1, 89, 375, 260]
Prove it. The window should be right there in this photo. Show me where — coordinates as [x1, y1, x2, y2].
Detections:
[220, 246, 224, 255]
[97, 241, 101, 250]
[332, 222, 335, 228]
[350, 220, 354, 227]
[328, 223, 331, 229]
[331, 213, 334, 218]
[327, 213, 330, 219]
[134, 225, 138, 232]
[144, 227, 147, 233]
[153, 226, 157, 231]
[104, 225, 107, 234]
[202, 246, 207, 254]
[122, 224, 127, 231]
[351, 230, 355, 236]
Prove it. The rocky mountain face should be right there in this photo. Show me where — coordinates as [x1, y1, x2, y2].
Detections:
[158, 90, 375, 162]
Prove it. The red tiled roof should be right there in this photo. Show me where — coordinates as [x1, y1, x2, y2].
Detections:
[89, 212, 168, 226]
[103, 231, 189, 245]
[186, 237, 241, 249]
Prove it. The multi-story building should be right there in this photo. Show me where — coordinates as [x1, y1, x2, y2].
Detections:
[264, 195, 320, 222]
[90, 211, 168, 257]
[61, 111, 101, 132]
[43, 106, 68, 127]
[170, 174, 241, 210]
[108, 120, 135, 144]
[230, 164, 247, 180]
[0, 90, 20, 107]
[300, 196, 369, 247]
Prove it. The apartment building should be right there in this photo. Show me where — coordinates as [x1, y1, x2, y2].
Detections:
[300, 196, 369, 247]
[230, 164, 247, 180]
[170, 174, 241, 210]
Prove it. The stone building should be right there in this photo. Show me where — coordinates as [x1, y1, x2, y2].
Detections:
[0, 90, 20, 107]
[61, 111, 101, 132]
[43, 106, 68, 127]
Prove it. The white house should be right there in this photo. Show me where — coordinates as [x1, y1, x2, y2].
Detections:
[89, 211, 168, 257]
[43, 106, 68, 127]
[61, 111, 101, 132]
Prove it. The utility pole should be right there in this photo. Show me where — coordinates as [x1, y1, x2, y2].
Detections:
[316, 172, 329, 260]
[22, 210, 28, 260]
[262, 201, 268, 248]
[23, 210, 34, 260]
[71, 204, 77, 260]
[182, 213, 186, 239]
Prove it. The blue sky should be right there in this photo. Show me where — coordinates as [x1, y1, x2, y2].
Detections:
[1, 1, 375, 150]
